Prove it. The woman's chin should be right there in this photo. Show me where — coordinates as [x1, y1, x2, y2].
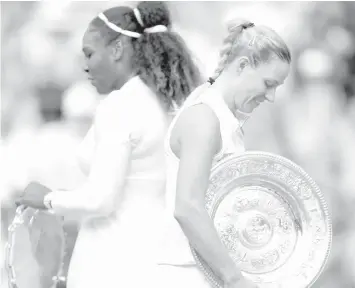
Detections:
[93, 84, 110, 95]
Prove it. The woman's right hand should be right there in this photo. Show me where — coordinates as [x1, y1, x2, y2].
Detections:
[225, 277, 258, 288]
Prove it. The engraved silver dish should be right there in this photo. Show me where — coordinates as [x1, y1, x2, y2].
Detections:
[6, 206, 67, 288]
[191, 151, 332, 288]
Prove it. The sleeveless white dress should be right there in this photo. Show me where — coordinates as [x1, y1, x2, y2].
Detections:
[46, 76, 169, 288]
[156, 84, 246, 287]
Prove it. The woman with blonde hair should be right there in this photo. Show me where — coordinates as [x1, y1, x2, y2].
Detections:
[159, 19, 291, 288]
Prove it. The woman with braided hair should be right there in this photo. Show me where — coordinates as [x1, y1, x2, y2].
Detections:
[16, 2, 201, 288]
[159, 19, 291, 287]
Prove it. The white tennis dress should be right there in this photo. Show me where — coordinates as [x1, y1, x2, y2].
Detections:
[157, 84, 246, 287]
[45, 76, 169, 288]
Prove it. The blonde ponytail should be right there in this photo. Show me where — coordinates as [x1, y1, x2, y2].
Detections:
[209, 19, 254, 83]
[208, 18, 291, 84]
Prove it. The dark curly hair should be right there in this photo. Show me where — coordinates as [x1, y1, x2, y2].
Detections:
[90, 2, 202, 110]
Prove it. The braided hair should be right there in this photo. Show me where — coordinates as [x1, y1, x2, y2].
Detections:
[90, 2, 202, 111]
[208, 19, 291, 84]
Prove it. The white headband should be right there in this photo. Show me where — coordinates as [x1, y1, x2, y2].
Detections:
[98, 12, 168, 38]
[133, 8, 144, 27]
[98, 13, 141, 38]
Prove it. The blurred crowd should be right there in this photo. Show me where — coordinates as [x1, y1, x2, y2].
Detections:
[1, 1, 355, 287]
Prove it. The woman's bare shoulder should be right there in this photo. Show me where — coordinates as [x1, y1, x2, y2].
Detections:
[176, 104, 220, 140]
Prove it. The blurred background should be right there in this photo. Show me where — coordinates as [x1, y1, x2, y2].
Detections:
[1, 1, 355, 287]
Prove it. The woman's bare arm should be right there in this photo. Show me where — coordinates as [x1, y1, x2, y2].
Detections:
[173, 104, 243, 285]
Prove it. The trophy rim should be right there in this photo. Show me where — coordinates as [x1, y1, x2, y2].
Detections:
[6, 206, 67, 288]
[191, 151, 332, 288]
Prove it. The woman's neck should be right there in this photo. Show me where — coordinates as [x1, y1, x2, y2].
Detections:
[211, 76, 251, 126]
[211, 77, 237, 113]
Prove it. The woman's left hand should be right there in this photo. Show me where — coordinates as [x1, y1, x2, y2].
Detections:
[15, 182, 52, 210]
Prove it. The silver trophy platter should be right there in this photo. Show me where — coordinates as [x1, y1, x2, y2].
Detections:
[6, 206, 67, 288]
[191, 151, 332, 288]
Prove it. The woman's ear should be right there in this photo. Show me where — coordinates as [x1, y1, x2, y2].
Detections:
[111, 39, 124, 61]
[237, 56, 250, 72]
